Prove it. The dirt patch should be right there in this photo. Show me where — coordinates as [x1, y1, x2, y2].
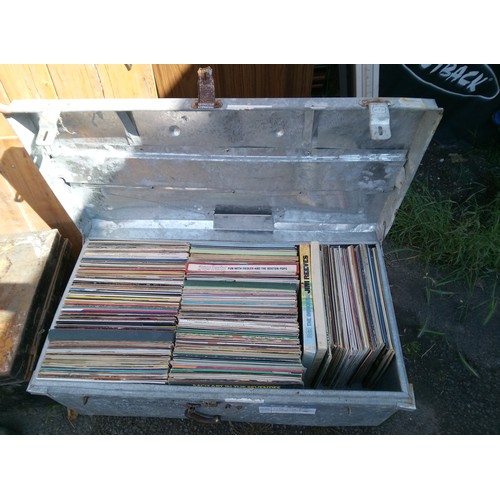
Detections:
[416, 140, 500, 206]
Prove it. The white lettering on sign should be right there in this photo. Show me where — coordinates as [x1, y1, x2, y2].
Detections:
[403, 64, 500, 100]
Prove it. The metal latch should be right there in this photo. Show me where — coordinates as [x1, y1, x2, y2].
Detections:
[361, 99, 392, 141]
[193, 66, 222, 109]
[36, 109, 60, 146]
[368, 101, 391, 140]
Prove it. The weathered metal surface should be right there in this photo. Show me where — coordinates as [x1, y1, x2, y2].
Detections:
[3, 97, 441, 243]
[32, 335, 413, 426]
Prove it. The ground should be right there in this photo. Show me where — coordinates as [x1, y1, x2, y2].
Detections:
[0, 141, 498, 435]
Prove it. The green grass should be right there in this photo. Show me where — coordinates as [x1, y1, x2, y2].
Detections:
[403, 340, 421, 357]
[458, 351, 480, 379]
[389, 176, 500, 321]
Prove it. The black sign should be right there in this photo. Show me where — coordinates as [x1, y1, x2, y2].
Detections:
[380, 64, 500, 145]
[403, 64, 499, 100]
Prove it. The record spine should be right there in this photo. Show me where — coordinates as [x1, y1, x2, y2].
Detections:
[299, 244, 317, 378]
[306, 241, 328, 385]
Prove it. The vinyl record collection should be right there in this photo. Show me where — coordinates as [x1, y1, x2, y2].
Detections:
[169, 243, 304, 388]
[37, 240, 189, 382]
[36, 239, 395, 389]
[305, 243, 395, 389]
[38, 329, 175, 383]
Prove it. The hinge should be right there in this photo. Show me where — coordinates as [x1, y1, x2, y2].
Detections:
[361, 99, 392, 141]
[36, 109, 60, 146]
[192, 66, 222, 109]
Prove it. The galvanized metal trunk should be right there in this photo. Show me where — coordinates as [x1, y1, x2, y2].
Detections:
[4, 95, 442, 426]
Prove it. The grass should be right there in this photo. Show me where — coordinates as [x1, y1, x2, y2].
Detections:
[391, 183, 500, 282]
[403, 340, 421, 357]
[458, 351, 480, 379]
[389, 167, 500, 321]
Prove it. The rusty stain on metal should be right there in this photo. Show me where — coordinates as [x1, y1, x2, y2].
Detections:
[202, 400, 220, 408]
[193, 66, 222, 109]
[360, 98, 391, 106]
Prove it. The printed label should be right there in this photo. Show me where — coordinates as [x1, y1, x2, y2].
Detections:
[259, 405, 317, 415]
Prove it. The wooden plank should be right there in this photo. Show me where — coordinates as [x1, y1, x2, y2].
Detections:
[1, 78, 49, 229]
[0, 116, 15, 139]
[0, 139, 82, 256]
[153, 64, 197, 98]
[0, 230, 73, 382]
[153, 64, 314, 99]
[0, 174, 50, 234]
[0, 64, 58, 100]
[47, 64, 104, 98]
[96, 64, 158, 98]
[0, 80, 16, 138]
[0, 81, 10, 104]
[0, 231, 48, 378]
[212, 64, 314, 98]
[283, 64, 315, 97]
